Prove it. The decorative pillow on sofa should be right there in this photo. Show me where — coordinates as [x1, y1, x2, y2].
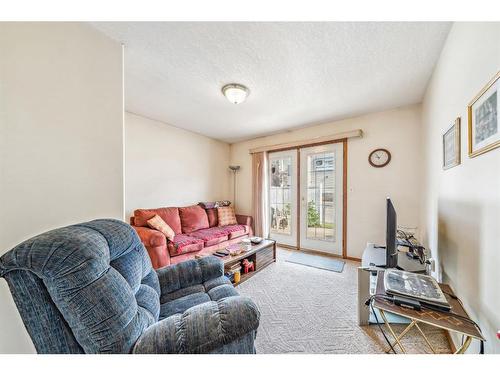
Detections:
[179, 205, 209, 234]
[206, 208, 218, 227]
[147, 214, 175, 241]
[215, 200, 231, 207]
[198, 201, 217, 209]
[217, 206, 238, 226]
[198, 200, 231, 209]
[133, 207, 182, 234]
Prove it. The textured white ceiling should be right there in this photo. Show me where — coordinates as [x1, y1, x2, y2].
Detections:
[91, 22, 451, 143]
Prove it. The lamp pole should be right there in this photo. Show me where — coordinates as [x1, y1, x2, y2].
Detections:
[229, 166, 240, 210]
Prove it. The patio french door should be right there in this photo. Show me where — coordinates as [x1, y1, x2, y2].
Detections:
[268, 150, 297, 247]
[299, 143, 343, 255]
[268, 142, 344, 256]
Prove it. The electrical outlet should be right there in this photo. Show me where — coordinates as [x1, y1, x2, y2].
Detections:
[428, 258, 436, 272]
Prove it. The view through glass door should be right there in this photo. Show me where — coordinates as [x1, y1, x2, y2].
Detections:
[268, 150, 297, 247]
[268, 143, 343, 255]
[299, 143, 343, 255]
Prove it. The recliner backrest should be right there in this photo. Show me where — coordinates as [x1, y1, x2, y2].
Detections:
[0, 219, 160, 353]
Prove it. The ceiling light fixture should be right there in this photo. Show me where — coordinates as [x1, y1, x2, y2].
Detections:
[221, 83, 249, 104]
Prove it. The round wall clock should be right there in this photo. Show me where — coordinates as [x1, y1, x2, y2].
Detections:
[368, 148, 391, 168]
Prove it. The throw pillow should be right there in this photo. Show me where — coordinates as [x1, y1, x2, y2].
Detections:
[134, 207, 182, 234]
[179, 205, 210, 233]
[147, 214, 175, 241]
[198, 201, 217, 209]
[217, 206, 238, 226]
[206, 208, 218, 227]
[215, 200, 231, 207]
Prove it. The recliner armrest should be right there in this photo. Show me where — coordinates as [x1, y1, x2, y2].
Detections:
[133, 296, 260, 354]
[156, 256, 223, 296]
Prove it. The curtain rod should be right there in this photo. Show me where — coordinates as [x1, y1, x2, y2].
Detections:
[249, 129, 363, 154]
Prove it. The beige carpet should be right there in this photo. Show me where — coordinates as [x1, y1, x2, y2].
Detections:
[236, 248, 452, 354]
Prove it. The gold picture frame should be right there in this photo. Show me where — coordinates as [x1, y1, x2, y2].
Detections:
[467, 71, 500, 158]
[443, 117, 461, 170]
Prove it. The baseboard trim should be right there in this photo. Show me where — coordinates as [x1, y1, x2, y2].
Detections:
[276, 243, 298, 250]
[276, 244, 360, 262]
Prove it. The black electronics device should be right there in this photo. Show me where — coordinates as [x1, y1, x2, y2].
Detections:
[393, 295, 422, 311]
[385, 198, 398, 268]
[214, 250, 229, 257]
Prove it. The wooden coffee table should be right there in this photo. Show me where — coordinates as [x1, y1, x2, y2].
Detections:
[221, 239, 276, 286]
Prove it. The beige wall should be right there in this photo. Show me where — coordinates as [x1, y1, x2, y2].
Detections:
[0, 23, 124, 353]
[125, 112, 231, 218]
[420, 22, 500, 353]
[230, 104, 422, 259]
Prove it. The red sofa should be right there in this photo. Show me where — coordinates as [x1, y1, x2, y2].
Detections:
[130, 204, 253, 269]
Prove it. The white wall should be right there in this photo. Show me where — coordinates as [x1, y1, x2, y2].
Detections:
[125, 112, 230, 219]
[420, 22, 500, 353]
[230, 104, 422, 259]
[0, 23, 124, 353]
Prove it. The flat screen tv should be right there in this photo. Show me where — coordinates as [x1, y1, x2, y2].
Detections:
[386, 198, 398, 268]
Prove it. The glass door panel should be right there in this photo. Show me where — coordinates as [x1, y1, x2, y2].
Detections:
[268, 150, 297, 247]
[299, 143, 343, 254]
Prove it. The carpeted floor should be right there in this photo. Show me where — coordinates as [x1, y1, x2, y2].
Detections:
[236, 248, 452, 354]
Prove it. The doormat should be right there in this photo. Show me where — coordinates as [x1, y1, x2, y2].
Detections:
[286, 251, 345, 273]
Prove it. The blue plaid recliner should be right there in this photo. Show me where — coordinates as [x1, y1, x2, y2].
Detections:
[0, 219, 260, 353]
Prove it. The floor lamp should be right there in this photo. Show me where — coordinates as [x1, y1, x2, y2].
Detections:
[229, 165, 240, 210]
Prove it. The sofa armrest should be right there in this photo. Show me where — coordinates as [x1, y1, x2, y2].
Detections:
[133, 296, 260, 354]
[132, 226, 170, 269]
[236, 214, 253, 228]
[132, 226, 166, 247]
[156, 256, 223, 296]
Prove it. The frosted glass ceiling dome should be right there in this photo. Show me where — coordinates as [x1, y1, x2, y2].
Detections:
[222, 83, 250, 104]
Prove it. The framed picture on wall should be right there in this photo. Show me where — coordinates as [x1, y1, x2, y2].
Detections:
[443, 117, 461, 170]
[468, 71, 500, 158]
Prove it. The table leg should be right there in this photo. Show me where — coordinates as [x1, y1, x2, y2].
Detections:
[414, 321, 436, 354]
[379, 309, 406, 354]
[455, 336, 472, 354]
[384, 320, 416, 353]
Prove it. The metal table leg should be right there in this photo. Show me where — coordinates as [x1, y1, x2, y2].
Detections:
[384, 320, 416, 353]
[455, 336, 472, 354]
[414, 321, 436, 354]
[379, 309, 406, 353]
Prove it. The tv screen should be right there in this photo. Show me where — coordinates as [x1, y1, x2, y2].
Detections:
[386, 198, 398, 268]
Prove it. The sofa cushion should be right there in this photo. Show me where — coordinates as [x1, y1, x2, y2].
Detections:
[134, 207, 182, 234]
[179, 205, 209, 234]
[206, 208, 218, 227]
[222, 224, 249, 239]
[167, 234, 204, 257]
[147, 215, 175, 241]
[190, 227, 229, 247]
[217, 206, 237, 226]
